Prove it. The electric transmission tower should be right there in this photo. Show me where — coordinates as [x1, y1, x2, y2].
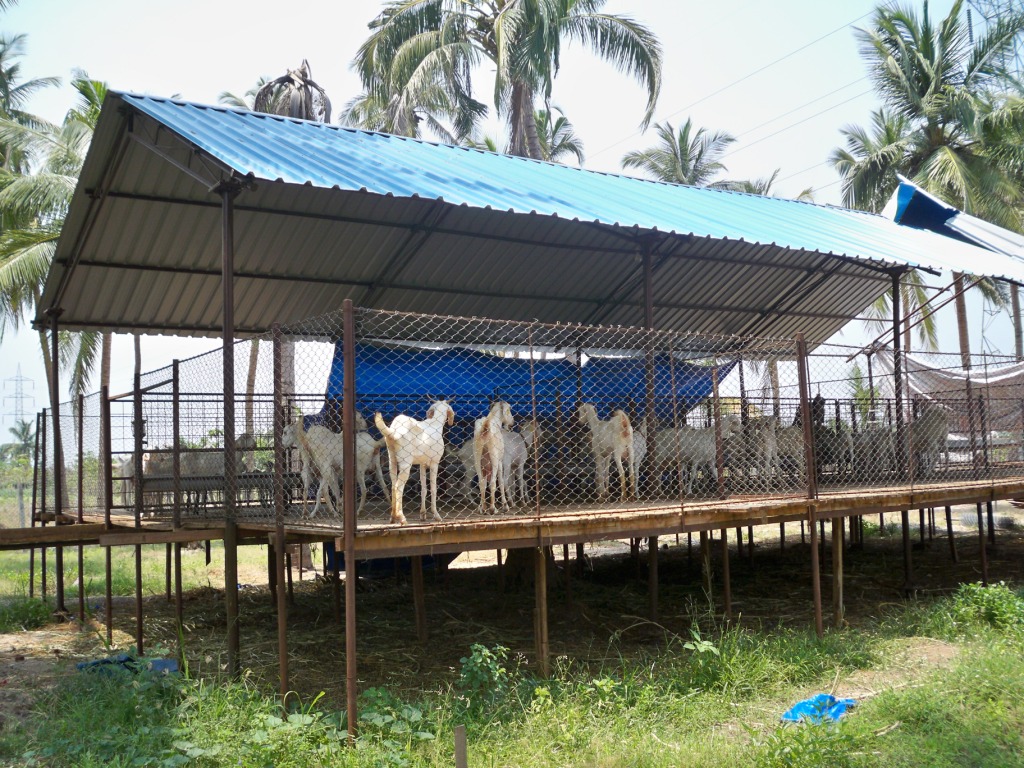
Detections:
[968, 0, 1024, 80]
[3, 364, 35, 427]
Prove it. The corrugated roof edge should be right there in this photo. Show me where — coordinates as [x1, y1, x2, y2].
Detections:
[117, 91, 891, 220]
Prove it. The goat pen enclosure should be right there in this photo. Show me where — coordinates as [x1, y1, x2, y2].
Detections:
[30, 305, 1024, 539]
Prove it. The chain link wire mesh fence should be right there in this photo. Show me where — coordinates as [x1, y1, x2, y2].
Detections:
[20, 307, 1024, 535]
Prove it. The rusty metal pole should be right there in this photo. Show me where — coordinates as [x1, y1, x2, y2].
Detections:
[219, 183, 241, 676]
[796, 334, 822, 638]
[534, 546, 550, 677]
[77, 393, 85, 624]
[945, 505, 958, 563]
[101, 387, 113, 645]
[411, 556, 427, 643]
[48, 313, 67, 613]
[342, 300, 359, 743]
[132, 372, 144, 655]
[29, 411, 40, 595]
[648, 536, 658, 621]
[976, 502, 989, 586]
[720, 527, 731, 620]
[890, 271, 913, 593]
[39, 407, 47, 600]
[832, 517, 843, 628]
[272, 323, 289, 699]
[712, 368, 726, 499]
[172, 361, 184, 634]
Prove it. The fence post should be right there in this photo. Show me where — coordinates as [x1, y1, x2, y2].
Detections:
[132, 372, 144, 655]
[342, 300, 359, 744]
[711, 368, 726, 499]
[77, 394, 85, 625]
[272, 324, 289, 700]
[101, 387, 113, 645]
[29, 412, 40, 596]
[796, 333, 822, 639]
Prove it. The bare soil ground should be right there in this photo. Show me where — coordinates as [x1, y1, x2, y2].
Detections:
[1, 502, 1020, 717]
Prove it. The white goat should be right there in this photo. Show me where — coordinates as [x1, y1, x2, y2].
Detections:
[281, 419, 388, 517]
[653, 413, 742, 495]
[577, 403, 636, 501]
[474, 401, 514, 514]
[375, 400, 455, 524]
[450, 418, 541, 505]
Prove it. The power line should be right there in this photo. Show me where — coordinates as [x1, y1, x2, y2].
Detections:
[588, 4, 887, 161]
[716, 88, 874, 162]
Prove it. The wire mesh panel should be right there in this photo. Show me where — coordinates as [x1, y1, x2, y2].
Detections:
[806, 344, 1024, 492]
[278, 307, 807, 529]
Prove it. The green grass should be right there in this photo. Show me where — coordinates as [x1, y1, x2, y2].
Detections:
[0, 542, 269, 601]
[3, 582, 1023, 767]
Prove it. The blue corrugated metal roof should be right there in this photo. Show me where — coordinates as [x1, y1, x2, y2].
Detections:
[122, 93, 1024, 284]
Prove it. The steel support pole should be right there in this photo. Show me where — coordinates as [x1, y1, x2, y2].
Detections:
[101, 388, 113, 645]
[534, 547, 550, 677]
[720, 528, 731, 620]
[648, 536, 658, 621]
[132, 372, 144, 654]
[49, 313, 66, 613]
[796, 333, 822, 638]
[642, 248, 656, 498]
[945, 505, 958, 563]
[976, 503, 989, 587]
[77, 393, 85, 624]
[832, 517, 843, 628]
[272, 323, 288, 699]
[412, 556, 427, 643]
[219, 183, 240, 676]
[712, 368, 726, 499]
[891, 271, 913, 592]
[342, 299, 359, 743]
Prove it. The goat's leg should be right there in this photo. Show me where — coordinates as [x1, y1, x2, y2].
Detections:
[390, 463, 409, 525]
[517, 462, 526, 506]
[419, 462, 429, 521]
[613, 453, 626, 501]
[429, 461, 441, 522]
[373, 453, 391, 504]
[356, 471, 368, 515]
[496, 453, 509, 512]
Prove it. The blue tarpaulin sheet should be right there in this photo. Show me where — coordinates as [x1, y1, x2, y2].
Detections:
[311, 343, 733, 437]
[781, 693, 856, 723]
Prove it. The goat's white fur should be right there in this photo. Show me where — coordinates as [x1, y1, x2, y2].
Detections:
[577, 403, 636, 501]
[653, 414, 742, 495]
[281, 417, 387, 517]
[375, 401, 455, 524]
[473, 401, 514, 514]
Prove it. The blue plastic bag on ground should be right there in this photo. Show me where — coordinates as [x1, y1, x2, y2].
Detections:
[781, 693, 855, 723]
[76, 653, 178, 677]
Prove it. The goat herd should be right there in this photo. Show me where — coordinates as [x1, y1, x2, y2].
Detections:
[111, 395, 956, 525]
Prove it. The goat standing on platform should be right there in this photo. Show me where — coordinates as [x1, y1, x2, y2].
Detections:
[474, 400, 514, 514]
[577, 403, 636, 501]
[375, 400, 455, 524]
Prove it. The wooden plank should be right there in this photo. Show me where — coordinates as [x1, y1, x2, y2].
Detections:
[98, 527, 226, 546]
[0, 523, 114, 549]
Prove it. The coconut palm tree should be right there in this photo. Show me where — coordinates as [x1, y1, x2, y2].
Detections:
[535, 106, 583, 165]
[833, 0, 1024, 364]
[621, 119, 736, 187]
[354, 0, 662, 159]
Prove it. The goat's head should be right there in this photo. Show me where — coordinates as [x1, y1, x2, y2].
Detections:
[497, 400, 514, 428]
[427, 400, 455, 426]
[577, 402, 596, 423]
[281, 418, 303, 448]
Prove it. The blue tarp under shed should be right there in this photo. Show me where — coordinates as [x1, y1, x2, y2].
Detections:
[307, 343, 733, 440]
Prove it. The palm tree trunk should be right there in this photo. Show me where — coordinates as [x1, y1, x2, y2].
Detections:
[520, 86, 544, 161]
[1012, 284, 1022, 363]
[245, 339, 259, 435]
[769, 359, 781, 420]
[508, 82, 528, 158]
[35, 325, 70, 509]
[96, 332, 112, 507]
[952, 272, 971, 369]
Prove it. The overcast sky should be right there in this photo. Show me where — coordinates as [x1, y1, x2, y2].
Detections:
[1, 0, 1016, 428]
